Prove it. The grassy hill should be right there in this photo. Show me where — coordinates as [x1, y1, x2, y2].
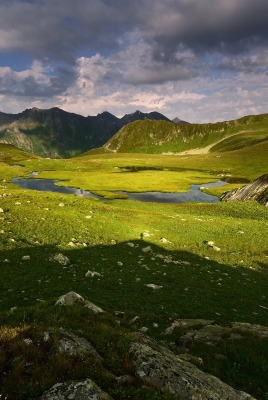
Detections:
[90, 113, 268, 155]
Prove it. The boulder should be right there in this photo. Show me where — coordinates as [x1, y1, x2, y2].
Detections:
[55, 292, 104, 313]
[39, 378, 113, 399]
[58, 329, 103, 364]
[128, 341, 255, 399]
[55, 291, 85, 306]
[221, 174, 268, 206]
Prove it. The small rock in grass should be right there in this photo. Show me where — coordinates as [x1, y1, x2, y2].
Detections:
[85, 270, 102, 278]
[130, 316, 140, 324]
[145, 284, 163, 290]
[139, 327, 148, 333]
[142, 246, 152, 253]
[43, 332, 50, 342]
[50, 253, 70, 265]
[22, 255, 30, 260]
[58, 203, 65, 207]
[84, 301, 104, 314]
[160, 237, 171, 244]
[85, 215, 92, 219]
[0, 208, 4, 213]
[127, 242, 135, 247]
[117, 261, 123, 266]
[3, 259, 10, 263]
[23, 338, 33, 345]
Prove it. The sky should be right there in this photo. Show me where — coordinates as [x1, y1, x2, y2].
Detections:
[0, 0, 267, 123]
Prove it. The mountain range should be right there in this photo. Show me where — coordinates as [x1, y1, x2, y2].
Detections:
[90, 113, 268, 155]
[0, 107, 186, 158]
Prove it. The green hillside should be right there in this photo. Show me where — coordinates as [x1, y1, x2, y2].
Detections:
[92, 113, 268, 155]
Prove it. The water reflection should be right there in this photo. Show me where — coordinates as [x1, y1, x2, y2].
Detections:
[12, 175, 227, 204]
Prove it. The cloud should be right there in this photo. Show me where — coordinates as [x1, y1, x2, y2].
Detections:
[0, 60, 76, 97]
[0, 0, 267, 121]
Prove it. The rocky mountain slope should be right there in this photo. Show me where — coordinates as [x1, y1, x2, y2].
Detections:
[94, 113, 268, 155]
[0, 108, 176, 158]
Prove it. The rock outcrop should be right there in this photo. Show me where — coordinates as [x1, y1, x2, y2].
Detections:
[128, 337, 255, 399]
[39, 378, 113, 400]
[221, 174, 268, 206]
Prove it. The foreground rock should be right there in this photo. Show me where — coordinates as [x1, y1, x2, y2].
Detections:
[58, 328, 103, 364]
[39, 378, 113, 400]
[55, 291, 104, 313]
[128, 338, 255, 399]
[221, 174, 268, 206]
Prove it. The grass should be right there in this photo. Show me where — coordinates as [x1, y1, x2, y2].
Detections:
[0, 141, 268, 399]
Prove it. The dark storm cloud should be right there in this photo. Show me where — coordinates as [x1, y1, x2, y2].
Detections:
[0, 0, 267, 90]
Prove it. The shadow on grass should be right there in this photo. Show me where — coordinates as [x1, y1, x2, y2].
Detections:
[1, 240, 268, 327]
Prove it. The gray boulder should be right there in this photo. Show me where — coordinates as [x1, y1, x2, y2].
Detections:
[128, 341, 255, 399]
[39, 378, 113, 399]
[55, 292, 104, 313]
[58, 329, 103, 364]
[221, 174, 268, 206]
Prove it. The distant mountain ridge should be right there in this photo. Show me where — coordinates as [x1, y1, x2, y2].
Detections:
[0, 107, 181, 158]
[90, 113, 268, 155]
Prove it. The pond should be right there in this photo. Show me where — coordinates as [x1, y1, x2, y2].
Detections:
[12, 175, 227, 204]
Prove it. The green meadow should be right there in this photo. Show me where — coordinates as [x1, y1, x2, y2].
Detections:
[0, 140, 267, 399]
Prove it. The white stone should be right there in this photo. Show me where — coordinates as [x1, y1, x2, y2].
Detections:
[85, 270, 102, 278]
[142, 246, 152, 253]
[22, 255, 30, 260]
[145, 284, 163, 290]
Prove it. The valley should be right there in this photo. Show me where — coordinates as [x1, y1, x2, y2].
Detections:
[0, 114, 268, 399]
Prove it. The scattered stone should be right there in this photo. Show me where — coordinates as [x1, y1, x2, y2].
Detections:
[22, 255, 30, 260]
[142, 246, 152, 253]
[128, 340, 255, 399]
[160, 237, 171, 244]
[23, 338, 33, 346]
[114, 311, 125, 318]
[141, 231, 151, 238]
[84, 301, 104, 314]
[85, 270, 103, 278]
[117, 261, 123, 266]
[43, 332, 50, 342]
[67, 241, 76, 247]
[3, 259, 10, 263]
[39, 379, 113, 400]
[58, 203, 65, 207]
[55, 291, 85, 306]
[0, 208, 4, 213]
[163, 319, 215, 335]
[85, 215, 92, 219]
[130, 316, 140, 324]
[127, 242, 135, 247]
[50, 253, 70, 265]
[145, 284, 162, 290]
[139, 327, 148, 333]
